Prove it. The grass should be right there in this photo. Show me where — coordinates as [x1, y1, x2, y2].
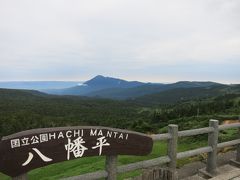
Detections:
[0, 138, 209, 180]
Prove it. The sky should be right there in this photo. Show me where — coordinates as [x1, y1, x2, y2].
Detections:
[0, 0, 239, 83]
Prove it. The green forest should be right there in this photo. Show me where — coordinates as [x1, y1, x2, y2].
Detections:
[0, 88, 239, 137]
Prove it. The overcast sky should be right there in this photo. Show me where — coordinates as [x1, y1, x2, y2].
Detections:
[0, 0, 239, 83]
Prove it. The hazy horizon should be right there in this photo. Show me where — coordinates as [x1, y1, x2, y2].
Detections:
[0, 75, 238, 85]
[1, 0, 240, 83]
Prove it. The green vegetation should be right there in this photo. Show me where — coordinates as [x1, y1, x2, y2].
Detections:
[0, 88, 239, 179]
[0, 89, 239, 137]
[0, 89, 144, 137]
[147, 93, 240, 131]
[134, 84, 240, 105]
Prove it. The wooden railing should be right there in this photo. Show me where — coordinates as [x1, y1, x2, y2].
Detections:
[58, 119, 240, 180]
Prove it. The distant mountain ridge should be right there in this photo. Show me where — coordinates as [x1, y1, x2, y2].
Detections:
[42, 75, 145, 96]
[1, 75, 237, 102]
[1, 77, 239, 105]
[41, 75, 226, 100]
[86, 81, 223, 100]
[0, 81, 82, 90]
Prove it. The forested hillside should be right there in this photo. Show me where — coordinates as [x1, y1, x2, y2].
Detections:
[0, 88, 239, 138]
[134, 84, 240, 105]
[0, 89, 145, 137]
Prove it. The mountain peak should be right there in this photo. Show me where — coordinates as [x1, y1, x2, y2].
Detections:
[93, 75, 105, 79]
[84, 75, 119, 86]
[83, 75, 144, 88]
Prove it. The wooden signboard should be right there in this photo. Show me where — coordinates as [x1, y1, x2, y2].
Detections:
[0, 126, 153, 177]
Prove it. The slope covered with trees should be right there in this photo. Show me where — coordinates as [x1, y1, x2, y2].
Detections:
[0, 89, 145, 137]
[0, 88, 239, 138]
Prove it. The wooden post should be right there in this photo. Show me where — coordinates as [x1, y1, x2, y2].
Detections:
[236, 116, 240, 162]
[230, 116, 240, 167]
[142, 167, 175, 180]
[105, 155, 117, 180]
[206, 119, 219, 175]
[12, 173, 27, 180]
[236, 128, 240, 162]
[167, 124, 178, 180]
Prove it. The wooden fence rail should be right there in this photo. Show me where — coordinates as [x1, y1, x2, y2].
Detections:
[15, 119, 240, 180]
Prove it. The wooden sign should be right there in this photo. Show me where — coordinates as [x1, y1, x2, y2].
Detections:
[0, 126, 153, 177]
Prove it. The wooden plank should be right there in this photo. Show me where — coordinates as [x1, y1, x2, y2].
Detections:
[217, 139, 240, 149]
[178, 127, 214, 137]
[177, 146, 212, 159]
[117, 156, 170, 173]
[219, 123, 240, 130]
[0, 126, 153, 177]
[151, 133, 171, 141]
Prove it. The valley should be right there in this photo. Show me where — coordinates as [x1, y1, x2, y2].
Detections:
[0, 76, 239, 179]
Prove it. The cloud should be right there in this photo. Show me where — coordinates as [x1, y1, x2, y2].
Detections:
[0, 0, 239, 82]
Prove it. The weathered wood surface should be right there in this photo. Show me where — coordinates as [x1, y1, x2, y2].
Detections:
[178, 127, 214, 137]
[236, 125, 240, 162]
[130, 168, 175, 180]
[177, 146, 212, 159]
[219, 123, 240, 130]
[217, 139, 240, 149]
[106, 155, 117, 180]
[0, 126, 153, 177]
[167, 125, 178, 180]
[206, 120, 219, 175]
[12, 173, 28, 180]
